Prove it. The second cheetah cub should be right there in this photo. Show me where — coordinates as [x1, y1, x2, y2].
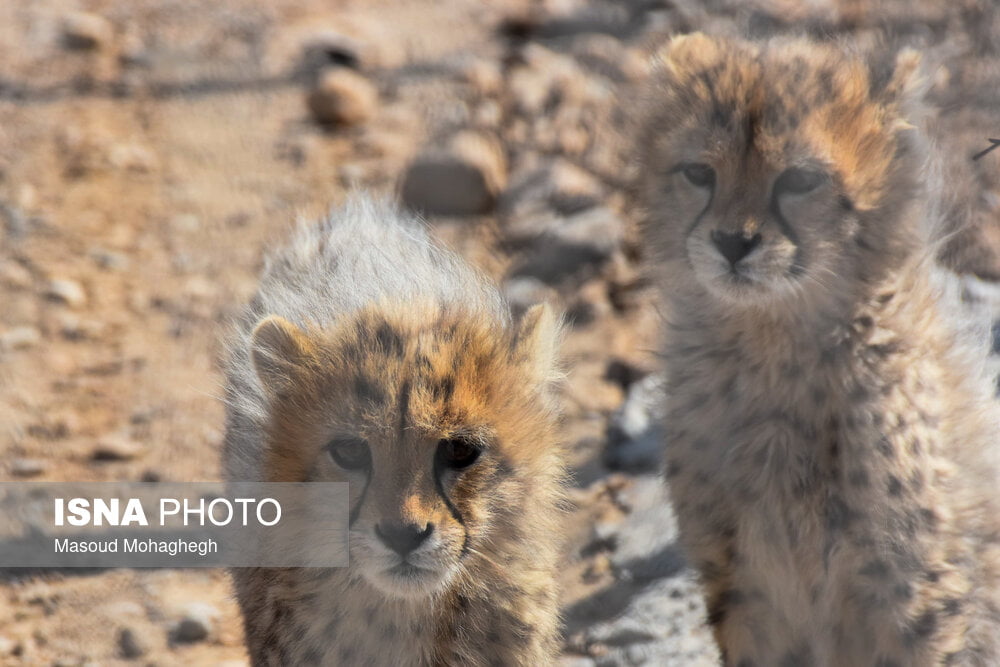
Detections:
[638, 34, 1000, 666]
[222, 197, 565, 665]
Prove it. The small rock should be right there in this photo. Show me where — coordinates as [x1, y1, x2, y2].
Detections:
[130, 409, 155, 426]
[169, 214, 201, 233]
[0, 202, 28, 239]
[508, 44, 595, 114]
[48, 350, 78, 375]
[171, 603, 219, 644]
[604, 359, 649, 391]
[11, 458, 47, 477]
[45, 279, 87, 308]
[501, 159, 604, 220]
[58, 127, 108, 178]
[625, 644, 648, 664]
[16, 184, 37, 210]
[567, 278, 613, 326]
[588, 642, 610, 658]
[0, 261, 33, 289]
[183, 275, 217, 302]
[592, 519, 620, 544]
[298, 30, 364, 74]
[107, 143, 157, 172]
[225, 212, 251, 228]
[558, 657, 596, 667]
[354, 127, 409, 160]
[0, 636, 15, 656]
[56, 313, 82, 340]
[11, 638, 32, 659]
[611, 373, 665, 441]
[307, 68, 378, 127]
[507, 65, 554, 116]
[0, 326, 41, 350]
[507, 45, 580, 113]
[26, 416, 73, 439]
[400, 131, 507, 216]
[90, 247, 130, 271]
[472, 100, 502, 127]
[462, 59, 503, 96]
[509, 207, 623, 286]
[604, 374, 666, 472]
[92, 436, 146, 462]
[57, 313, 106, 341]
[119, 28, 150, 67]
[117, 626, 150, 659]
[568, 279, 613, 328]
[571, 34, 647, 82]
[61, 12, 113, 51]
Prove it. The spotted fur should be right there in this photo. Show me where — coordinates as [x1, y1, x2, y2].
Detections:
[222, 196, 565, 666]
[639, 34, 1000, 666]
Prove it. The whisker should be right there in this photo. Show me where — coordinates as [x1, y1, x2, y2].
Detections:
[464, 546, 504, 571]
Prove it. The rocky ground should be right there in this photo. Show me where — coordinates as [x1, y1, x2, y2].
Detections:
[0, 0, 998, 665]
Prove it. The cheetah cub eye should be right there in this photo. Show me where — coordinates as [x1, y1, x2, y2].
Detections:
[436, 437, 482, 469]
[773, 167, 827, 195]
[326, 437, 371, 471]
[680, 163, 716, 189]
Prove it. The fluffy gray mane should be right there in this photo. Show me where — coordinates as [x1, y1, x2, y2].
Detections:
[222, 194, 509, 481]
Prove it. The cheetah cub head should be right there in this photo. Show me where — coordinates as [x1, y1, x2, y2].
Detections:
[639, 34, 927, 310]
[248, 302, 561, 599]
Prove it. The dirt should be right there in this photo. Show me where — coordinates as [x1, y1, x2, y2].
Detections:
[0, 0, 997, 665]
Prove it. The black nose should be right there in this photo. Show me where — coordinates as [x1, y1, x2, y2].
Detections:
[711, 230, 761, 266]
[375, 521, 434, 556]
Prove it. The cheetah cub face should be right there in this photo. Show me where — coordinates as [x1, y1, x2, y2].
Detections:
[249, 302, 559, 600]
[640, 34, 924, 308]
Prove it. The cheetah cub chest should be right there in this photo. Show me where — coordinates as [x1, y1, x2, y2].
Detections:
[222, 198, 565, 666]
[639, 34, 1000, 667]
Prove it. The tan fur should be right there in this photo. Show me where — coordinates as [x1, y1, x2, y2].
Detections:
[223, 202, 565, 666]
[639, 34, 1000, 666]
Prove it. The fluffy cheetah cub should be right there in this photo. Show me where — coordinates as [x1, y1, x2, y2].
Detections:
[222, 197, 565, 666]
[638, 34, 1000, 666]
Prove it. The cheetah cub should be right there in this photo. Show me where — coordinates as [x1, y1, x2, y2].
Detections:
[222, 197, 565, 666]
[638, 34, 1000, 666]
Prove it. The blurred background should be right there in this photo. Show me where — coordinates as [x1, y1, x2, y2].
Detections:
[0, 0, 997, 664]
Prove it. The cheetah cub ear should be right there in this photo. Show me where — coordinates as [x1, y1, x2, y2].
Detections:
[657, 32, 717, 71]
[512, 302, 561, 389]
[872, 47, 928, 125]
[655, 32, 736, 78]
[250, 315, 316, 394]
[882, 48, 923, 99]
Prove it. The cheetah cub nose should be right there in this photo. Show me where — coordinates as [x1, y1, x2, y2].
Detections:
[711, 230, 761, 266]
[375, 521, 434, 556]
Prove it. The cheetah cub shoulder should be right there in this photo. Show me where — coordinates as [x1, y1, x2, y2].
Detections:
[222, 196, 565, 666]
[639, 34, 1000, 666]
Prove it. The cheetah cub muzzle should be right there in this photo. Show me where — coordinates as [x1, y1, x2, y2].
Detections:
[639, 34, 1000, 666]
[222, 197, 565, 666]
